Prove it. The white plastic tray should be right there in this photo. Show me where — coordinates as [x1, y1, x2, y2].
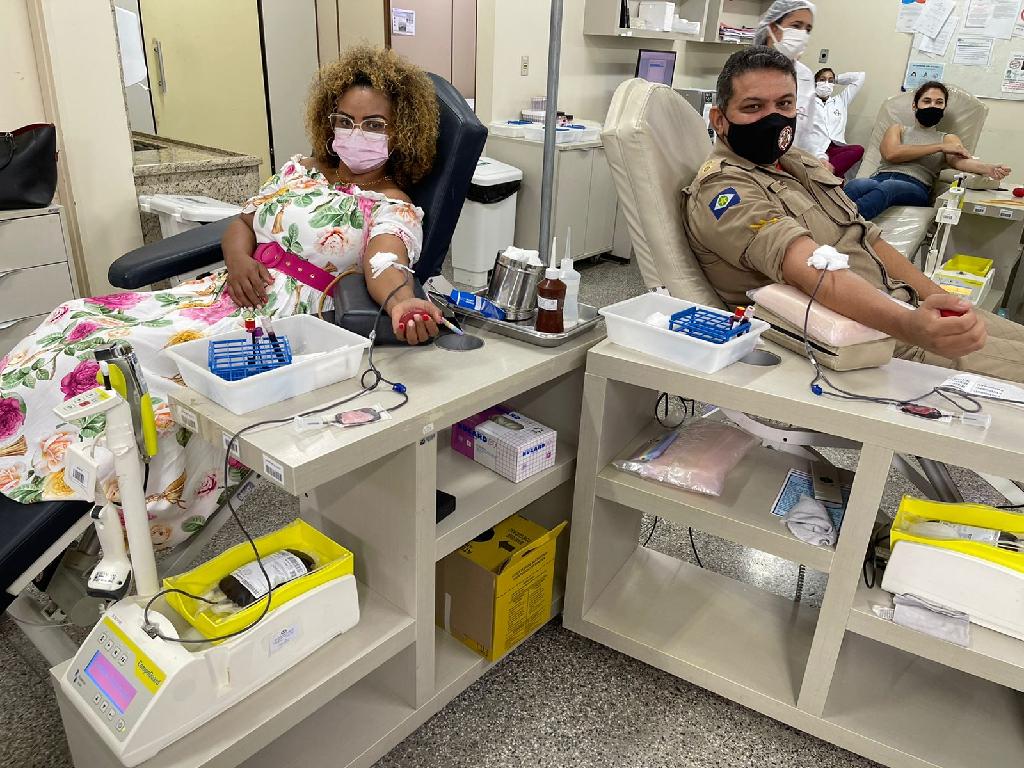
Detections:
[167, 314, 370, 415]
[599, 293, 769, 373]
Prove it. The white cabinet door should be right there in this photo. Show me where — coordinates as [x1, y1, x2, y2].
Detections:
[552, 149, 593, 258]
[584, 147, 617, 257]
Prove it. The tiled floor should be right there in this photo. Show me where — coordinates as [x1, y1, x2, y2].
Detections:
[0, 256, 1011, 768]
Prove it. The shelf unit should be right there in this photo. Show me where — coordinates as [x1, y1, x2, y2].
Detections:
[584, 0, 708, 41]
[848, 583, 1024, 692]
[584, 546, 819, 708]
[436, 436, 577, 560]
[598, 422, 835, 572]
[56, 328, 599, 768]
[564, 341, 1024, 768]
[583, 0, 774, 45]
[54, 585, 415, 768]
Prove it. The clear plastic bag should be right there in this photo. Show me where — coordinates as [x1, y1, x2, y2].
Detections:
[615, 421, 759, 496]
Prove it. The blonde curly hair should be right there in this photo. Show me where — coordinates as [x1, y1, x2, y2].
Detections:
[306, 46, 439, 189]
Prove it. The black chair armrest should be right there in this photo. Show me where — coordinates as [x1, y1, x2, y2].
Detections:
[108, 217, 234, 289]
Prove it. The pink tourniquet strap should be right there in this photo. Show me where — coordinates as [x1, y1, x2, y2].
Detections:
[252, 242, 335, 293]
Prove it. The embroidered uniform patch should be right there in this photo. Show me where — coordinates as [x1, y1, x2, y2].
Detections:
[749, 217, 780, 232]
[710, 188, 741, 220]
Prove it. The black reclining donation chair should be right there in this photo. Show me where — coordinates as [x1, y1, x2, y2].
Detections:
[0, 74, 486, 661]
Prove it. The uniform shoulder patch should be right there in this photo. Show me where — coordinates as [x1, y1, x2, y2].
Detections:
[709, 187, 741, 221]
[695, 158, 723, 182]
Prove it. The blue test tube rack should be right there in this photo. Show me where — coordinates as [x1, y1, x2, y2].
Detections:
[208, 336, 293, 381]
[668, 307, 751, 345]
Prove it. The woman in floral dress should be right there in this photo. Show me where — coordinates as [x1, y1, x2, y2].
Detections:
[0, 46, 442, 548]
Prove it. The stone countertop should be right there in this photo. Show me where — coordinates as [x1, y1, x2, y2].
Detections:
[132, 132, 261, 177]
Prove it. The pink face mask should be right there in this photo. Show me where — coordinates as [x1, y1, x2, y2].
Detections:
[331, 129, 390, 175]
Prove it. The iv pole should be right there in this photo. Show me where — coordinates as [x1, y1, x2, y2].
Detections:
[538, 0, 564, 266]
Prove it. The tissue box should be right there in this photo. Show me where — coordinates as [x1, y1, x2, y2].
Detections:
[452, 407, 556, 483]
[638, 1, 675, 31]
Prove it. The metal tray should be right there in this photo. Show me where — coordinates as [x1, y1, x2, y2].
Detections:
[432, 294, 603, 347]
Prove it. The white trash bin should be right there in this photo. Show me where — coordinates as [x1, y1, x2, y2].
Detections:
[450, 157, 523, 289]
[138, 194, 241, 285]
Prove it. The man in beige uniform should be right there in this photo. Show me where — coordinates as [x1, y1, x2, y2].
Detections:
[682, 47, 1024, 383]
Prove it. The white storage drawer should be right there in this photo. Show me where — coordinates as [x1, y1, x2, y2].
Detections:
[0, 314, 47, 358]
[0, 263, 74, 323]
[0, 211, 68, 270]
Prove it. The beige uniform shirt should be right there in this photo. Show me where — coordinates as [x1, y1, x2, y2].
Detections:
[682, 143, 916, 307]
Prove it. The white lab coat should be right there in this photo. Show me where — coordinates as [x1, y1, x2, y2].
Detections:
[793, 60, 831, 161]
[811, 72, 866, 148]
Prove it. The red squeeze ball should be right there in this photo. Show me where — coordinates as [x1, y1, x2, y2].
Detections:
[1013, 187, 1024, 198]
[397, 310, 421, 332]
[939, 309, 967, 318]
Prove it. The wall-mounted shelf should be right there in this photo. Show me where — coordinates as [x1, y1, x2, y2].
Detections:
[584, 0, 774, 46]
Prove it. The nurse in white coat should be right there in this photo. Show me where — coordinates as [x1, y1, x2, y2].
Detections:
[754, 0, 832, 170]
[812, 68, 867, 177]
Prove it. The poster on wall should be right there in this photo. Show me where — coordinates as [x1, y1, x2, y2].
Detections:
[914, 13, 959, 56]
[903, 61, 946, 91]
[392, 8, 416, 36]
[913, 0, 956, 37]
[954, 36, 996, 64]
[1002, 51, 1024, 91]
[897, 0, 928, 34]
[964, 0, 1024, 39]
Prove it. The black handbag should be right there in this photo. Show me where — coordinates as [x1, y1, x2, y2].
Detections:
[0, 124, 58, 210]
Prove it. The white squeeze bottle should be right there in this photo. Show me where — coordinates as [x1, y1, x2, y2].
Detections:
[560, 230, 581, 328]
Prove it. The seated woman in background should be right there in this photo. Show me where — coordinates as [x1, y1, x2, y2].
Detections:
[812, 67, 865, 178]
[0, 45, 441, 548]
[844, 81, 1010, 220]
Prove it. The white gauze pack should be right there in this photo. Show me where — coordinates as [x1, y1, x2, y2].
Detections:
[806, 244, 849, 271]
[369, 251, 414, 280]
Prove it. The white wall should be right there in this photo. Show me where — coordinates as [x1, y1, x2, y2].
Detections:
[1, 0, 45, 127]
[809, 0, 1024, 174]
[30, 0, 143, 295]
[483, 0, 1024, 173]
[484, 0, 654, 124]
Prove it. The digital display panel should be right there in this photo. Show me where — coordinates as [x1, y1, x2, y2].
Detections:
[84, 651, 136, 713]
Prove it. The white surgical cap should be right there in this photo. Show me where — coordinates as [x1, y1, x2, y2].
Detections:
[754, 0, 817, 46]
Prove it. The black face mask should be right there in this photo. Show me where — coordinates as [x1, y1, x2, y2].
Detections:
[916, 107, 944, 128]
[725, 112, 798, 165]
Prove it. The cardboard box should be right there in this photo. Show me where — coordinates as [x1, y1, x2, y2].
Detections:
[452, 407, 556, 483]
[436, 515, 567, 661]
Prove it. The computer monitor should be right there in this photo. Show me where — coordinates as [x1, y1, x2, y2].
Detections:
[635, 49, 677, 86]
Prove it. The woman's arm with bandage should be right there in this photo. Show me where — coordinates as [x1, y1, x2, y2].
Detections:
[362, 233, 441, 345]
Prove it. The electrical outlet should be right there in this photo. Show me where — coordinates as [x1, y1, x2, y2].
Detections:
[818, 48, 829, 64]
[521, 56, 530, 77]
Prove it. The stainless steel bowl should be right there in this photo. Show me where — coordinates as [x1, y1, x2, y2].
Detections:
[487, 252, 545, 321]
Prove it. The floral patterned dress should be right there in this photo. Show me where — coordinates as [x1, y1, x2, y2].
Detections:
[0, 157, 423, 548]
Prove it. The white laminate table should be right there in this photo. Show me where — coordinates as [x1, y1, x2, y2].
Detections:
[52, 321, 604, 768]
[564, 339, 1024, 768]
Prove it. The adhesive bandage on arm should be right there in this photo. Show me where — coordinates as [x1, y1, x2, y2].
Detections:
[369, 251, 415, 280]
[806, 244, 849, 272]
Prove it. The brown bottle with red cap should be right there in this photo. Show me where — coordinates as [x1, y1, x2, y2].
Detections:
[535, 265, 566, 334]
